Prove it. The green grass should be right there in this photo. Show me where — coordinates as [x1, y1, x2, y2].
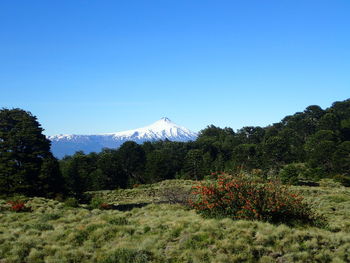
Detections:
[87, 179, 195, 205]
[292, 186, 350, 232]
[1, 180, 350, 262]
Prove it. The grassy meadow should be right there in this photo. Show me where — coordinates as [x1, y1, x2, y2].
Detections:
[1, 180, 350, 263]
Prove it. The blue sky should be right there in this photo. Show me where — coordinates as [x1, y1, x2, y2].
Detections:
[1, 1, 349, 135]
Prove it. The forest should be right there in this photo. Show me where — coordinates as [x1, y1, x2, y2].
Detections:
[1, 98, 350, 199]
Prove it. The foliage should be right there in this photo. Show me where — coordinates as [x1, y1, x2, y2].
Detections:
[64, 197, 79, 208]
[89, 196, 112, 210]
[183, 149, 205, 180]
[117, 141, 146, 184]
[0, 108, 64, 197]
[6, 200, 31, 212]
[333, 174, 350, 187]
[279, 163, 308, 185]
[89, 196, 104, 209]
[189, 174, 325, 226]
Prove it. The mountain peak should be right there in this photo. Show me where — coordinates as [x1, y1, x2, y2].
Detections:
[49, 118, 198, 158]
[159, 117, 171, 122]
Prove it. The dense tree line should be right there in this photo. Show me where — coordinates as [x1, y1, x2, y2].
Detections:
[1, 99, 350, 198]
[60, 99, 350, 193]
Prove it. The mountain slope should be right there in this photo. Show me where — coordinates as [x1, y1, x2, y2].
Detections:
[48, 117, 197, 158]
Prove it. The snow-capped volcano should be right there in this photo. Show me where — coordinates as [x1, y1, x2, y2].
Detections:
[48, 117, 197, 158]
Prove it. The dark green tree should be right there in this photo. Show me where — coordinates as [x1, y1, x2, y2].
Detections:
[145, 150, 173, 183]
[261, 136, 289, 169]
[304, 130, 339, 173]
[0, 108, 63, 196]
[184, 149, 204, 180]
[236, 126, 265, 144]
[60, 151, 96, 197]
[329, 99, 350, 140]
[97, 149, 128, 189]
[318, 113, 339, 131]
[231, 144, 259, 171]
[332, 141, 350, 175]
[117, 141, 146, 184]
[38, 155, 65, 197]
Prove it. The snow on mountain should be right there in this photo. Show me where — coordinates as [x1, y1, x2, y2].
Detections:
[48, 117, 198, 158]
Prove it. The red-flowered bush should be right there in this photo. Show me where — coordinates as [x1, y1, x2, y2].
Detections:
[7, 200, 31, 212]
[189, 173, 325, 226]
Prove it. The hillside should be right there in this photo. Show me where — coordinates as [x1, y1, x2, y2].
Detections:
[1, 180, 350, 263]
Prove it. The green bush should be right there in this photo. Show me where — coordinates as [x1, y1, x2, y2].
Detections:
[64, 197, 79, 208]
[279, 163, 307, 185]
[189, 173, 326, 226]
[89, 196, 104, 209]
[89, 196, 112, 210]
[333, 174, 350, 187]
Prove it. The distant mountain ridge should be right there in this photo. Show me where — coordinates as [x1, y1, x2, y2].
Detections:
[48, 117, 198, 158]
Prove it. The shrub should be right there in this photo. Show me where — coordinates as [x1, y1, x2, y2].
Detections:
[279, 163, 307, 185]
[7, 200, 31, 212]
[89, 197, 112, 210]
[89, 196, 104, 209]
[189, 174, 326, 226]
[204, 171, 221, 180]
[64, 197, 79, 208]
[333, 174, 350, 187]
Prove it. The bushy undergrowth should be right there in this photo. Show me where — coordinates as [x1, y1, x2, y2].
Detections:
[64, 197, 79, 208]
[190, 174, 325, 226]
[89, 197, 112, 210]
[6, 200, 31, 212]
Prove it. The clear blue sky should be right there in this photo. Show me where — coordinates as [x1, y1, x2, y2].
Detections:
[1, 1, 349, 135]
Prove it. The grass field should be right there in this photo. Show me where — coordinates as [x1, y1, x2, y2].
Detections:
[1, 180, 350, 263]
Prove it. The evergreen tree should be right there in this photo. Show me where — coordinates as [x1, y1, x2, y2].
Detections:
[60, 151, 97, 197]
[97, 149, 128, 189]
[332, 141, 350, 175]
[0, 108, 63, 196]
[305, 130, 339, 172]
[117, 141, 146, 184]
[184, 149, 204, 180]
[232, 144, 259, 171]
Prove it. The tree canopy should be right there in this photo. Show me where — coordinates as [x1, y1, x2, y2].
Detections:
[0, 108, 63, 197]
